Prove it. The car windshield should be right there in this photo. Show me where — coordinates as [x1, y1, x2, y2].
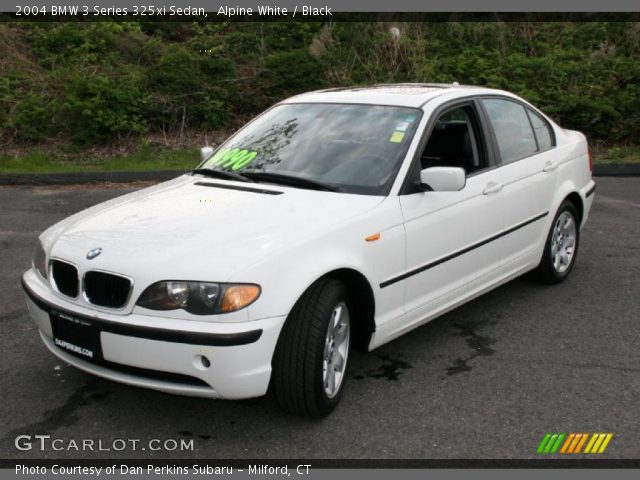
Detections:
[196, 103, 422, 195]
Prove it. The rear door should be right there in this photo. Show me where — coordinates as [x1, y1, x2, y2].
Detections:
[479, 97, 558, 266]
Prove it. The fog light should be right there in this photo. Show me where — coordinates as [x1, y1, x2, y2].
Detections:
[193, 354, 211, 370]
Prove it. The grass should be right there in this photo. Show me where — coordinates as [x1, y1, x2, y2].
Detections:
[0, 145, 199, 174]
[592, 144, 640, 164]
[0, 142, 638, 175]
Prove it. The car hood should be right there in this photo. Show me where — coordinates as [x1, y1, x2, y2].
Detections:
[47, 175, 383, 282]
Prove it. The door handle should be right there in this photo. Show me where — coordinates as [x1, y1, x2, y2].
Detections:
[482, 181, 503, 195]
[543, 160, 558, 172]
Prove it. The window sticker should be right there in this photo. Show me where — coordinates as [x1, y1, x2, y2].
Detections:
[389, 131, 405, 143]
[205, 147, 258, 171]
[395, 121, 410, 132]
[406, 115, 417, 123]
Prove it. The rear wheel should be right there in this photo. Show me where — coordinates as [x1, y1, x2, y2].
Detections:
[272, 279, 351, 417]
[536, 200, 580, 284]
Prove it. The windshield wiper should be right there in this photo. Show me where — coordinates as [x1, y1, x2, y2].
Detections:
[242, 172, 341, 192]
[192, 168, 253, 183]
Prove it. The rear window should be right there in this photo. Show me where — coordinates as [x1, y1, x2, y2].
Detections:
[527, 108, 554, 151]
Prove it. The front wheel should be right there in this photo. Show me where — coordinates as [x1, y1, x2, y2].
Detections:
[272, 279, 351, 417]
[535, 200, 580, 284]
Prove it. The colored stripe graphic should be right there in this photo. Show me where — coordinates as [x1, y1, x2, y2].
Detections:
[537, 434, 552, 454]
[539, 433, 613, 454]
[537, 433, 565, 454]
[598, 434, 614, 453]
[584, 433, 613, 454]
[568, 434, 581, 453]
[575, 433, 589, 453]
[550, 433, 565, 453]
[565, 433, 588, 453]
[560, 434, 575, 454]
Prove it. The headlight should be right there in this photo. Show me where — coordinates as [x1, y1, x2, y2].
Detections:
[136, 281, 260, 315]
[33, 241, 48, 279]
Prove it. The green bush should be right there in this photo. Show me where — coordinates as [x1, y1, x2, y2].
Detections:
[147, 43, 235, 132]
[2, 21, 640, 147]
[13, 92, 60, 142]
[64, 73, 147, 144]
[263, 49, 326, 98]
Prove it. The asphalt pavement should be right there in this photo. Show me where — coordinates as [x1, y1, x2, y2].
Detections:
[1, 178, 639, 460]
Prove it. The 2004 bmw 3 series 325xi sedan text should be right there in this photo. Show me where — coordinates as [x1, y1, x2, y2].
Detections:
[23, 84, 596, 417]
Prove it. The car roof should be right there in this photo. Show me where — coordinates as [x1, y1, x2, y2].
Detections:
[280, 83, 510, 109]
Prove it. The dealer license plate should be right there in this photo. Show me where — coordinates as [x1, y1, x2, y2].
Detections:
[50, 311, 101, 361]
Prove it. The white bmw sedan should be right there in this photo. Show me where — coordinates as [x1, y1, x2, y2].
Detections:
[23, 84, 595, 417]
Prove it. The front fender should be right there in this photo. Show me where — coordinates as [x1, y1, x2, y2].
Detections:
[233, 198, 406, 327]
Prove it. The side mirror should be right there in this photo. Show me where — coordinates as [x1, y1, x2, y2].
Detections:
[200, 146, 214, 163]
[418, 167, 466, 192]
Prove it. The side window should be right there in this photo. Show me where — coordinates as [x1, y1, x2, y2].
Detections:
[481, 99, 537, 164]
[527, 108, 554, 151]
[419, 104, 486, 176]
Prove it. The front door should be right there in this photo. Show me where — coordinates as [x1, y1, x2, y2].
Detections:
[394, 101, 506, 320]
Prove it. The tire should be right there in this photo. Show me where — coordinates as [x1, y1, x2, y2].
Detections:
[272, 278, 351, 417]
[535, 200, 580, 284]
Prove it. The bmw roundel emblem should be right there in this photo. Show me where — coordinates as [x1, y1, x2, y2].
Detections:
[86, 248, 102, 260]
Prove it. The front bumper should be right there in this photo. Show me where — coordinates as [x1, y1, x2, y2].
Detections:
[22, 269, 286, 399]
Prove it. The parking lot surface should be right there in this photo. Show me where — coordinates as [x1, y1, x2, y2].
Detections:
[1, 177, 639, 459]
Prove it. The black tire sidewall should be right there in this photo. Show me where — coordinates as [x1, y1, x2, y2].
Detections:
[271, 278, 352, 417]
[542, 201, 580, 281]
[312, 285, 352, 413]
